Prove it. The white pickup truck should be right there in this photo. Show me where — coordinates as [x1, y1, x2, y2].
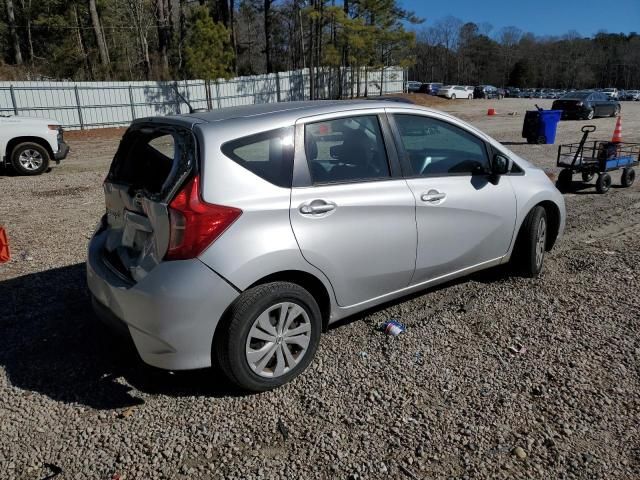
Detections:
[0, 115, 70, 175]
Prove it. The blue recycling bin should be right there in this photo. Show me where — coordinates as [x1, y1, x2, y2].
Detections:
[522, 109, 562, 144]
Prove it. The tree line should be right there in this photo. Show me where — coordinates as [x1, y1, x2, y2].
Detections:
[412, 17, 640, 89]
[0, 0, 419, 98]
[2, 3, 638, 91]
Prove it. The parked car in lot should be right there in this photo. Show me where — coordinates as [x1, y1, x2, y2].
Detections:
[552, 91, 621, 120]
[437, 85, 474, 99]
[418, 82, 443, 95]
[406, 81, 422, 93]
[602, 88, 618, 99]
[0, 115, 69, 175]
[87, 100, 566, 391]
[505, 87, 521, 98]
[474, 85, 504, 99]
[621, 90, 640, 101]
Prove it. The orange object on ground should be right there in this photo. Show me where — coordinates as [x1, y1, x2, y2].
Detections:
[487, 108, 496, 116]
[611, 116, 622, 143]
[0, 226, 10, 263]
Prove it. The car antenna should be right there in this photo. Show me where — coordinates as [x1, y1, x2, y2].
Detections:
[172, 83, 208, 114]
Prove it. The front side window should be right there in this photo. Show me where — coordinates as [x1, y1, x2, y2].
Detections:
[222, 127, 294, 188]
[304, 115, 390, 184]
[393, 114, 490, 177]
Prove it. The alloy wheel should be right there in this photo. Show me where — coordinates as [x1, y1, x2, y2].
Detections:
[535, 216, 547, 270]
[18, 149, 44, 171]
[245, 302, 311, 378]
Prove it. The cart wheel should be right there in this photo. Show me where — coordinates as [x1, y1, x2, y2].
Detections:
[536, 135, 547, 144]
[596, 173, 612, 194]
[581, 172, 595, 183]
[621, 168, 635, 188]
[557, 169, 572, 191]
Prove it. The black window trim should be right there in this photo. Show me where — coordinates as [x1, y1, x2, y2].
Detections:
[220, 126, 295, 188]
[294, 113, 401, 188]
[387, 112, 493, 179]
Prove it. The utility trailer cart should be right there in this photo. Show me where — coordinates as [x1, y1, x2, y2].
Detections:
[556, 125, 639, 194]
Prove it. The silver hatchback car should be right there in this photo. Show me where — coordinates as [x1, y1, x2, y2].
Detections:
[87, 100, 565, 391]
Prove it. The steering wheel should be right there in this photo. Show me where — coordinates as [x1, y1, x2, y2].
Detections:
[419, 156, 433, 175]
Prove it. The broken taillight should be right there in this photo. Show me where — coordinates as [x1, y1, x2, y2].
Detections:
[166, 176, 242, 260]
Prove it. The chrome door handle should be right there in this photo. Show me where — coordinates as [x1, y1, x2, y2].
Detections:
[299, 201, 336, 215]
[421, 190, 446, 203]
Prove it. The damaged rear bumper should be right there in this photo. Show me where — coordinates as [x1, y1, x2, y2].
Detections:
[86, 231, 239, 370]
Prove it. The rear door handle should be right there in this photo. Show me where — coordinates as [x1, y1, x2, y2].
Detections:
[299, 200, 337, 215]
[421, 190, 446, 203]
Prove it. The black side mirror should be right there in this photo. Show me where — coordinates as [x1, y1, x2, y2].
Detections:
[492, 153, 510, 176]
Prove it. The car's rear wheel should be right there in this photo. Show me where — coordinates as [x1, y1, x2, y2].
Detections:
[11, 142, 50, 176]
[215, 282, 322, 392]
[611, 105, 620, 117]
[451, 94, 456, 100]
[512, 206, 547, 277]
[468, 94, 472, 100]
[585, 109, 595, 120]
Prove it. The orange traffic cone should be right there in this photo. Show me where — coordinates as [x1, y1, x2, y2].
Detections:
[611, 115, 622, 143]
[0, 226, 10, 263]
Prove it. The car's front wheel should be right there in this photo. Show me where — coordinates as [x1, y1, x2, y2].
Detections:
[215, 282, 322, 392]
[11, 142, 50, 176]
[451, 94, 456, 100]
[585, 109, 595, 120]
[513, 206, 547, 277]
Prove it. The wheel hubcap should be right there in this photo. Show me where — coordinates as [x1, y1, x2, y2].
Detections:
[245, 302, 311, 378]
[535, 217, 546, 269]
[18, 149, 43, 170]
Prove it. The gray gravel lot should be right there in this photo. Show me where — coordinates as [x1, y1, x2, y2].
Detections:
[1, 98, 639, 479]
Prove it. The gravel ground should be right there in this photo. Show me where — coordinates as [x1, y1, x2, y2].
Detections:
[1, 98, 639, 479]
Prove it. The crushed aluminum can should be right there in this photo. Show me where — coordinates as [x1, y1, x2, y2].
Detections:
[381, 320, 406, 337]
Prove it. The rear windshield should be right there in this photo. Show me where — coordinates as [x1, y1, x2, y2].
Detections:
[107, 125, 196, 201]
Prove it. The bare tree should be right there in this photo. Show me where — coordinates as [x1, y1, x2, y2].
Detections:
[264, 0, 273, 73]
[156, 0, 170, 77]
[5, 0, 23, 65]
[88, 0, 111, 70]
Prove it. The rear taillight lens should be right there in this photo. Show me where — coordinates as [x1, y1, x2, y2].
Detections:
[166, 176, 242, 260]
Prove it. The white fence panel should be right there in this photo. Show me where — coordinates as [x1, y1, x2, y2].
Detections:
[0, 67, 406, 130]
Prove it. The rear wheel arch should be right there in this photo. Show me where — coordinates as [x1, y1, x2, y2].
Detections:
[246, 270, 333, 332]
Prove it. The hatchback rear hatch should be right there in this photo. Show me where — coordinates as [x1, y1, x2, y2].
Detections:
[100, 122, 197, 283]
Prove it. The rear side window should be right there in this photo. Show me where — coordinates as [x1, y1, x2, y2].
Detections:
[107, 125, 195, 201]
[304, 115, 390, 184]
[222, 127, 294, 188]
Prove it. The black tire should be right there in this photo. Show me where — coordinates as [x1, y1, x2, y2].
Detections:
[584, 109, 595, 120]
[621, 168, 635, 188]
[468, 94, 473, 100]
[536, 135, 547, 144]
[595, 173, 612, 194]
[512, 206, 548, 277]
[214, 282, 322, 392]
[451, 94, 456, 100]
[10, 142, 50, 176]
[581, 172, 595, 183]
[611, 105, 620, 117]
[557, 169, 572, 191]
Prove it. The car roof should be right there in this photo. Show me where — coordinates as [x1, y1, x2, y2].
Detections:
[134, 100, 437, 129]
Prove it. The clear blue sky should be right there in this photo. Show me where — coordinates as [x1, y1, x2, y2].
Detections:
[401, 0, 640, 37]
